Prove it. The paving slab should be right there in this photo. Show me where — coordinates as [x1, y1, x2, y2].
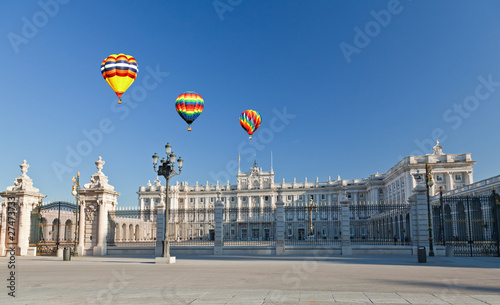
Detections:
[1, 255, 499, 304]
[364, 292, 411, 304]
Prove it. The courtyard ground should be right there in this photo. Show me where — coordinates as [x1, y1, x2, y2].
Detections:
[1, 254, 499, 304]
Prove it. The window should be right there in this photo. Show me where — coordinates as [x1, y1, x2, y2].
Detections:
[242, 197, 246, 202]
[347, 193, 352, 199]
[321, 194, 326, 200]
[265, 196, 269, 201]
[189, 198, 194, 203]
[309, 195, 314, 201]
[179, 199, 184, 203]
[231, 197, 235, 202]
[210, 197, 215, 203]
[200, 198, 204, 203]
[287, 195, 292, 201]
[455, 174, 462, 181]
[359, 193, 364, 198]
[435, 174, 443, 182]
[299, 195, 303, 200]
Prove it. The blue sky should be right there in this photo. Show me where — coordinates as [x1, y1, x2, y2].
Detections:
[1, 0, 500, 206]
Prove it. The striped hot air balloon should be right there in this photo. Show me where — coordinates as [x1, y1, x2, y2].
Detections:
[100, 54, 138, 104]
[240, 110, 261, 139]
[175, 91, 204, 131]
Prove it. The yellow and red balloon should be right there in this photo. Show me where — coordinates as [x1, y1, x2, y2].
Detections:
[100, 53, 138, 104]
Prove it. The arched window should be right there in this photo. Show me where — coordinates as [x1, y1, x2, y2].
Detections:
[52, 219, 59, 241]
[65, 219, 73, 241]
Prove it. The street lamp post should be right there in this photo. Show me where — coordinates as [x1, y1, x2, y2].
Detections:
[425, 161, 435, 257]
[153, 143, 183, 262]
[71, 172, 80, 256]
[306, 195, 317, 238]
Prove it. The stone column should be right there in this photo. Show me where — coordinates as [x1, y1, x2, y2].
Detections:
[77, 201, 86, 255]
[446, 173, 453, 191]
[409, 183, 431, 255]
[93, 201, 108, 256]
[214, 201, 224, 255]
[340, 198, 352, 255]
[17, 202, 26, 255]
[275, 191, 285, 255]
[0, 202, 7, 256]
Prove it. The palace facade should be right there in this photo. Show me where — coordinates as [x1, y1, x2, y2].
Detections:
[137, 141, 476, 209]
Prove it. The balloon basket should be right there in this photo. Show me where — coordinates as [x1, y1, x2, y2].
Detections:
[118, 98, 122, 104]
[249, 136, 252, 140]
[188, 126, 192, 131]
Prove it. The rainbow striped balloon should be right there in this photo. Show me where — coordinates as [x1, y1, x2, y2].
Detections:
[101, 54, 138, 104]
[175, 91, 204, 131]
[240, 109, 261, 139]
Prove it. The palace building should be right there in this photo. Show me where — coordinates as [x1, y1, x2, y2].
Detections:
[137, 141, 475, 210]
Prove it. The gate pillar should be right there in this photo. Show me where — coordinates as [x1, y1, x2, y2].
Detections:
[214, 197, 224, 255]
[79, 157, 119, 256]
[340, 189, 352, 255]
[275, 189, 285, 255]
[409, 176, 431, 255]
[0, 160, 45, 256]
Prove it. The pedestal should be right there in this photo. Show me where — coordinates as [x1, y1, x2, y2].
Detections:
[155, 256, 176, 264]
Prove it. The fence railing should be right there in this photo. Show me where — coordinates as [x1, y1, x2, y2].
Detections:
[284, 205, 341, 246]
[169, 208, 215, 246]
[349, 203, 411, 246]
[102, 202, 415, 251]
[223, 206, 276, 246]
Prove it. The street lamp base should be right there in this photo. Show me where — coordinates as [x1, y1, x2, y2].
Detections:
[155, 256, 176, 264]
[429, 251, 435, 257]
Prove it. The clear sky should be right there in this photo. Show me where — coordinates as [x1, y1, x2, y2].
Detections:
[1, 0, 500, 206]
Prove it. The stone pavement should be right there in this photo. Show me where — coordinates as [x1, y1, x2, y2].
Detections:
[1, 255, 499, 304]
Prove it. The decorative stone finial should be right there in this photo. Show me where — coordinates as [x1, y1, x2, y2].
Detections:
[83, 157, 114, 190]
[20, 160, 29, 175]
[413, 170, 424, 185]
[147, 180, 152, 187]
[96, 156, 105, 172]
[432, 140, 444, 155]
[6, 160, 39, 192]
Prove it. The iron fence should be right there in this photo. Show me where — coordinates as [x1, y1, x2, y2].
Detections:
[223, 206, 276, 246]
[349, 203, 411, 246]
[435, 191, 499, 256]
[284, 205, 341, 246]
[169, 208, 215, 246]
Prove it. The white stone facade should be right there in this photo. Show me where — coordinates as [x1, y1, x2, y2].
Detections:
[138, 142, 475, 209]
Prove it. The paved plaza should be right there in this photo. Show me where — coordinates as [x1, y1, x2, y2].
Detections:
[1, 255, 499, 304]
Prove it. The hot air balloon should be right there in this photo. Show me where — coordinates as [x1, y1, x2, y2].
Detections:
[240, 110, 261, 139]
[175, 91, 204, 131]
[100, 54, 138, 104]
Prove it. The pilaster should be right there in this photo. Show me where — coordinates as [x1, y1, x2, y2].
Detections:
[340, 199, 352, 255]
[214, 201, 224, 255]
[275, 190, 285, 255]
[409, 184, 430, 255]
